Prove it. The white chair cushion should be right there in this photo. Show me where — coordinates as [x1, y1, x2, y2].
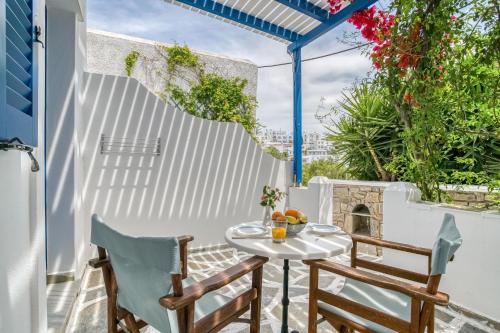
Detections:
[318, 278, 411, 333]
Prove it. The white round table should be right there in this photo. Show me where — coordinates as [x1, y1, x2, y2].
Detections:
[225, 223, 352, 333]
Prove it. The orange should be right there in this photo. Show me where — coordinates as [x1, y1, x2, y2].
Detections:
[276, 215, 286, 222]
[272, 227, 287, 239]
[284, 208, 301, 219]
[272, 211, 285, 220]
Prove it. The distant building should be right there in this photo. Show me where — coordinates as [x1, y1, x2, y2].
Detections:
[302, 149, 333, 163]
[257, 129, 334, 162]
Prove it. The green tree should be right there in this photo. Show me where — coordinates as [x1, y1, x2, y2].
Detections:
[343, 0, 499, 201]
[321, 83, 402, 181]
[441, 8, 500, 187]
[162, 45, 258, 135]
[387, 0, 498, 200]
[302, 159, 350, 186]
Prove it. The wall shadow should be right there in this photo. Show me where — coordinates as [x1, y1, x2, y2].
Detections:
[79, 72, 292, 247]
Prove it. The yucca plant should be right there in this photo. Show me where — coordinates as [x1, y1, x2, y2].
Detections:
[324, 83, 402, 181]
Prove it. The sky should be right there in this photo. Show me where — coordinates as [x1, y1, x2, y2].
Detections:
[87, 0, 374, 133]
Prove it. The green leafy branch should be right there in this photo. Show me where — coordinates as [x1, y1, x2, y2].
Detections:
[124, 51, 140, 77]
[260, 185, 286, 209]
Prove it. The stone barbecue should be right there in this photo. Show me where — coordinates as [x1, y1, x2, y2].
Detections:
[332, 180, 389, 239]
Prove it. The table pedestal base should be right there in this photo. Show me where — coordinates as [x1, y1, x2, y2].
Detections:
[281, 259, 289, 333]
[281, 259, 299, 333]
[224, 223, 352, 333]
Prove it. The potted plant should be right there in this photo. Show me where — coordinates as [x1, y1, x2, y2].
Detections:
[260, 185, 286, 226]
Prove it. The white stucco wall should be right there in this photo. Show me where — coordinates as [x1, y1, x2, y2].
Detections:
[46, 0, 85, 20]
[76, 73, 291, 252]
[0, 153, 42, 332]
[46, 28, 264, 275]
[0, 0, 47, 331]
[383, 182, 500, 322]
[45, 4, 88, 276]
[288, 177, 334, 224]
[74, 2, 88, 281]
[46, 6, 78, 276]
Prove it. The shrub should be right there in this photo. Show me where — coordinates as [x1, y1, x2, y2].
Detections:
[302, 159, 350, 186]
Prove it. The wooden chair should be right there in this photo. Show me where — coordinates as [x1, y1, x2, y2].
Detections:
[304, 213, 462, 333]
[88, 214, 268, 333]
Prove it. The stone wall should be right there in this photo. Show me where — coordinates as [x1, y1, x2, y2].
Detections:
[86, 29, 258, 99]
[446, 188, 497, 209]
[332, 180, 390, 240]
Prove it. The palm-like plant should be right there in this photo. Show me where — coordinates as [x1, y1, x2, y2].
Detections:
[324, 83, 402, 181]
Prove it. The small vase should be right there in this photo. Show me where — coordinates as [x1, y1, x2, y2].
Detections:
[263, 206, 272, 227]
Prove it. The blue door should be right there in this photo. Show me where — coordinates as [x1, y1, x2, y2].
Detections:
[0, 0, 36, 146]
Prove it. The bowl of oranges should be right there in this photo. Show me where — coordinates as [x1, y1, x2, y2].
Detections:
[272, 209, 308, 237]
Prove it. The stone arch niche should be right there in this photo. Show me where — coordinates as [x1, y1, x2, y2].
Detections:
[350, 204, 371, 236]
[332, 181, 389, 255]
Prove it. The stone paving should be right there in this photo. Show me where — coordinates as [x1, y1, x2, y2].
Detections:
[47, 280, 79, 333]
[67, 248, 499, 333]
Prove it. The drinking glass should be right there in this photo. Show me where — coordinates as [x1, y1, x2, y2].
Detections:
[271, 219, 287, 243]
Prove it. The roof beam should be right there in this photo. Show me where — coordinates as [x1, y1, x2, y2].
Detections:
[272, 0, 329, 22]
[287, 0, 377, 52]
[166, 0, 302, 42]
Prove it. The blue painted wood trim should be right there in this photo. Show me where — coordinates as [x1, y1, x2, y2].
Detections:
[0, 0, 7, 140]
[290, 47, 302, 185]
[1, 0, 36, 145]
[272, 0, 329, 22]
[171, 0, 302, 42]
[287, 0, 377, 52]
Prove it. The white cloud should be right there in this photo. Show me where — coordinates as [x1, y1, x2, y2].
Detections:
[87, 0, 374, 133]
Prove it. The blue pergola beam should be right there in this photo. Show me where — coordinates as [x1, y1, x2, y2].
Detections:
[171, 0, 302, 42]
[273, 0, 329, 22]
[290, 47, 303, 185]
[288, 0, 377, 52]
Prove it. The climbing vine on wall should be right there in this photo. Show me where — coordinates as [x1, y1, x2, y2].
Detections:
[123, 44, 258, 136]
[124, 50, 139, 77]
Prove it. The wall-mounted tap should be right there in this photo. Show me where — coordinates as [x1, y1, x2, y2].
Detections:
[0, 138, 40, 172]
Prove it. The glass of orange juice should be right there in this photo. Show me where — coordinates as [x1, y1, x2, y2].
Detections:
[271, 219, 287, 243]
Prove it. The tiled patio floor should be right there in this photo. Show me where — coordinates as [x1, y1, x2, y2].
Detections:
[67, 248, 499, 333]
[47, 280, 80, 333]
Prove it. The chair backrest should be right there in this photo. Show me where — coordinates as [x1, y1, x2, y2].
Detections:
[90, 214, 180, 333]
[430, 213, 463, 276]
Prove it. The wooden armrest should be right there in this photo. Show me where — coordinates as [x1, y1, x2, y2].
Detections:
[351, 234, 432, 257]
[159, 255, 268, 310]
[88, 257, 110, 268]
[304, 259, 449, 305]
[177, 235, 193, 278]
[177, 235, 194, 245]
